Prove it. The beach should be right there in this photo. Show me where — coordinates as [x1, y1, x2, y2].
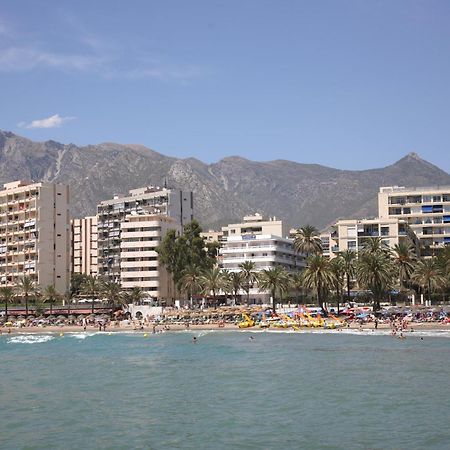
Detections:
[2, 320, 450, 334]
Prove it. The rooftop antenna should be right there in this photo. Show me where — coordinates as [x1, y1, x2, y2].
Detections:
[163, 177, 168, 189]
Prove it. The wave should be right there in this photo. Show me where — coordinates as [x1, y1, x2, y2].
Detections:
[239, 328, 450, 338]
[7, 335, 55, 344]
[67, 332, 99, 340]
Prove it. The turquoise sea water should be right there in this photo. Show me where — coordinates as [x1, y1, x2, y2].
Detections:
[1, 329, 450, 450]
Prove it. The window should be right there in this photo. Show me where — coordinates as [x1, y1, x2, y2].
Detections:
[348, 240, 357, 249]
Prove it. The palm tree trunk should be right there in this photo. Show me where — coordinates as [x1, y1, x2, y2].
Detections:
[50, 303, 53, 315]
[346, 274, 350, 300]
[25, 294, 29, 316]
[92, 298, 95, 314]
[272, 288, 276, 312]
[5, 300, 7, 321]
[336, 285, 340, 315]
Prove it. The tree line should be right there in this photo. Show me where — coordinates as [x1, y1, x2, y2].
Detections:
[157, 222, 450, 312]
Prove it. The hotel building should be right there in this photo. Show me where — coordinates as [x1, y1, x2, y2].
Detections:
[220, 213, 302, 272]
[0, 180, 70, 293]
[378, 186, 450, 256]
[97, 185, 193, 282]
[120, 214, 181, 301]
[327, 217, 418, 257]
[72, 216, 98, 276]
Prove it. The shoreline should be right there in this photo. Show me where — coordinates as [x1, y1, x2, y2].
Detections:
[2, 321, 450, 334]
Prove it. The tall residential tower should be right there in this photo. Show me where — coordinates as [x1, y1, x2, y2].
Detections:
[0, 180, 70, 293]
[97, 185, 193, 282]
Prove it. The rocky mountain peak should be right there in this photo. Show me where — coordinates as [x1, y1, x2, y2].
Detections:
[0, 130, 449, 229]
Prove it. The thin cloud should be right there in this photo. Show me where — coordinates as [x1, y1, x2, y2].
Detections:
[0, 47, 104, 72]
[19, 114, 75, 129]
[0, 20, 205, 82]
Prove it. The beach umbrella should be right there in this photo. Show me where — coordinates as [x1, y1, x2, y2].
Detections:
[47, 315, 56, 320]
[68, 315, 76, 320]
[17, 315, 25, 320]
[77, 314, 85, 320]
[57, 315, 66, 320]
[27, 315, 35, 320]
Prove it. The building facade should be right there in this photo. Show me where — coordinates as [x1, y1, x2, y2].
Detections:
[378, 186, 450, 256]
[72, 216, 98, 276]
[328, 217, 418, 257]
[97, 186, 193, 282]
[120, 214, 181, 302]
[220, 214, 302, 272]
[0, 180, 70, 294]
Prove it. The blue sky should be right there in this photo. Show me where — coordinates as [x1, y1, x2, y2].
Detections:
[1, 0, 449, 172]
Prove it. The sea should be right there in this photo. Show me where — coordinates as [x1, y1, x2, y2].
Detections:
[1, 329, 449, 450]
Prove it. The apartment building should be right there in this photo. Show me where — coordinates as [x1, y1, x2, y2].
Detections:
[329, 217, 418, 256]
[97, 185, 193, 282]
[120, 214, 181, 302]
[0, 180, 70, 293]
[72, 216, 98, 276]
[220, 214, 302, 272]
[378, 186, 450, 256]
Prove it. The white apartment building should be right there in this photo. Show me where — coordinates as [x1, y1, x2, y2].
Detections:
[328, 217, 418, 257]
[97, 185, 193, 282]
[219, 214, 302, 304]
[72, 216, 98, 276]
[0, 180, 70, 294]
[120, 214, 181, 302]
[220, 214, 301, 272]
[378, 186, 450, 256]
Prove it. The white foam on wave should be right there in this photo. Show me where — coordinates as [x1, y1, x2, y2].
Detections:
[67, 332, 98, 340]
[7, 335, 55, 344]
[240, 327, 450, 338]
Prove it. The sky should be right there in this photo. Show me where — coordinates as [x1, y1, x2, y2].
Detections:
[1, 0, 449, 172]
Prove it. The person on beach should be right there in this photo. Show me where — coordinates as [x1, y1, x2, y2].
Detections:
[82, 318, 87, 331]
[374, 318, 378, 330]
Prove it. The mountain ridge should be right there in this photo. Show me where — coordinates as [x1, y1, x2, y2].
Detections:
[0, 130, 449, 230]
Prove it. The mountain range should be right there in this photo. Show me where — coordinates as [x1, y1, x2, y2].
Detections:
[1, 130, 449, 230]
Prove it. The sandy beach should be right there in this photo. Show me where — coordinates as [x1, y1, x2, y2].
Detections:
[2, 321, 450, 334]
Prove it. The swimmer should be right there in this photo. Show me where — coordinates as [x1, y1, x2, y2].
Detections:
[193, 336, 197, 343]
[249, 336, 255, 340]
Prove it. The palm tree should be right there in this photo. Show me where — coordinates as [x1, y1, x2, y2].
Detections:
[412, 258, 445, 305]
[238, 261, 259, 306]
[258, 266, 290, 312]
[42, 285, 61, 315]
[302, 254, 335, 310]
[17, 275, 36, 316]
[0, 286, 15, 321]
[436, 247, 450, 302]
[224, 271, 243, 305]
[293, 225, 323, 257]
[127, 286, 146, 305]
[356, 251, 394, 311]
[340, 250, 356, 300]
[179, 264, 203, 308]
[290, 270, 305, 306]
[81, 275, 101, 314]
[361, 237, 390, 255]
[64, 290, 74, 316]
[329, 256, 345, 314]
[391, 240, 417, 291]
[200, 266, 226, 308]
[101, 281, 123, 310]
